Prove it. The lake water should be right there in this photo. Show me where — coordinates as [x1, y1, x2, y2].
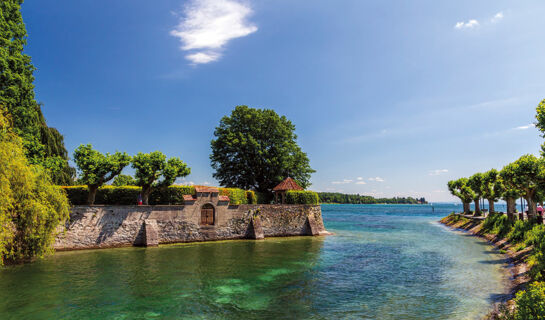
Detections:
[0, 204, 509, 319]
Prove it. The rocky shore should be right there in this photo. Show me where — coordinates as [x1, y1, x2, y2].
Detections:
[439, 214, 532, 319]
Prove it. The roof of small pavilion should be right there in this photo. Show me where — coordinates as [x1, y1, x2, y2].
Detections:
[272, 177, 303, 191]
[195, 186, 219, 193]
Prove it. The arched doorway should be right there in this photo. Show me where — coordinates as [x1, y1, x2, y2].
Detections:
[201, 203, 215, 225]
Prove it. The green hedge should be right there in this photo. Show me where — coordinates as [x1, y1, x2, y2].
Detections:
[255, 191, 273, 204]
[219, 187, 249, 205]
[149, 186, 195, 205]
[285, 190, 320, 205]
[61, 185, 195, 205]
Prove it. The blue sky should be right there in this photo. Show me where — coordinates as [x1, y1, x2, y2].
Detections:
[22, 0, 545, 201]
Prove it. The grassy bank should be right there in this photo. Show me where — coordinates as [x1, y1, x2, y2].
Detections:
[440, 213, 545, 319]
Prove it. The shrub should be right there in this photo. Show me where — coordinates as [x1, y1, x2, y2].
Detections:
[285, 190, 320, 205]
[219, 188, 248, 205]
[255, 191, 273, 204]
[246, 190, 257, 204]
[149, 185, 195, 205]
[511, 282, 545, 319]
[482, 213, 513, 238]
[508, 220, 535, 243]
[62, 185, 196, 205]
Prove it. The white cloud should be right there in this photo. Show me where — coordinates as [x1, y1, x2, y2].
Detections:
[356, 181, 366, 185]
[332, 179, 353, 185]
[357, 177, 363, 180]
[491, 12, 504, 23]
[455, 19, 479, 30]
[202, 181, 211, 185]
[185, 51, 221, 64]
[368, 177, 385, 182]
[170, 0, 258, 64]
[429, 169, 449, 176]
[514, 123, 535, 130]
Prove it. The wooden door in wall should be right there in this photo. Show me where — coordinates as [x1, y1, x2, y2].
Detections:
[201, 204, 215, 225]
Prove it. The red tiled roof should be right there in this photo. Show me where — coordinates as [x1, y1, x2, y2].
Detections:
[183, 195, 196, 201]
[218, 195, 230, 202]
[195, 186, 219, 193]
[272, 177, 303, 191]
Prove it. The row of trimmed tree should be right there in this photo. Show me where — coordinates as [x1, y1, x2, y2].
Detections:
[448, 154, 544, 220]
[448, 99, 545, 220]
[73, 144, 190, 205]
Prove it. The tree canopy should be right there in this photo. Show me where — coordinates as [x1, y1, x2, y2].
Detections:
[210, 106, 315, 192]
[73, 144, 131, 204]
[112, 174, 137, 186]
[0, 0, 73, 184]
[132, 151, 190, 204]
[0, 108, 69, 265]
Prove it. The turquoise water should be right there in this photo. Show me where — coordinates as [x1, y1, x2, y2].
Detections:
[0, 204, 509, 319]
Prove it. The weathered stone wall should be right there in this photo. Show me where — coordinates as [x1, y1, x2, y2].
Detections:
[54, 203, 326, 251]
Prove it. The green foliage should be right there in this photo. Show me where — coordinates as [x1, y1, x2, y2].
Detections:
[481, 213, 512, 238]
[501, 155, 543, 201]
[508, 220, 535, 243]
[467, 173, 484, 200]
[73, 144, 131, 204]
[219, 187, 249, 205]
[482, 169, 505, 204]
[0, 1, 72, 180]
[447, 178, 475, 203]
[210, 105, 315, 192]
[74, 144, 131, 187]
[112, 174, 137, 186]
[255, 191, 273, 204]
[508, 282, 545, 319]
[0, 110, 69, 265]
[285, 190, 320, 205]
[132, 151, 190, 204]
[63, 185, 197, 205]
[246, 190, 257, 204]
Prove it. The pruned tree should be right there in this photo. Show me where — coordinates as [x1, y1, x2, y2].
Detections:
[535, 99, 545, 156]
[73, 144, 131, 205]
[210, 106, 315, 193]
[467, 173, 484, 216]
[500, 155, 543, 219]
[447, 178, 474, 214]
[481, 169, 505, 214]
[132, 152, 190, 205]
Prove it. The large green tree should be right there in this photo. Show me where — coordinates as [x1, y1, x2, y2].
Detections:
[0, 109, 69, 265]
[501, 155, 543, 219]
[210, 106, 315, 192]
[467, 173, 484, 215]
[447, 178, 474, 214]
[132, 151, 190, 205]
[73, 144, 131, 205]
[499, 166, 522, 220]
[0, 1, 73, 184]
[481, 169, 505, 214]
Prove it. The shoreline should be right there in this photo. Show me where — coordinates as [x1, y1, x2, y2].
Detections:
[439, 214, 531, 318]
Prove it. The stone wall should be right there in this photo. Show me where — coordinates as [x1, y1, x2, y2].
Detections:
[54, 202, 326, 250]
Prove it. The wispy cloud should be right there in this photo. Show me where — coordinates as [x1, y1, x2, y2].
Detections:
[491, 12, 504, 23]
[514, 123, 535, 130]
[455, 19, 479, 30]
[332, 179, 353, 185]
[429, 169, 448, 176]
[368, 177, 385, 182]
[170, 0, 258, 64]
[356, 181, 367, 185]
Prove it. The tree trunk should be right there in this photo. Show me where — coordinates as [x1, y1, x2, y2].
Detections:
[474, 199, 481, 216]
[87, 185, 98, 205]
[141, 185, 152, 205]
[506, 198, 516, 221]
[487, 199, 495, 214]
[463, 202, 470, 214]
[525, 196, 537, 220]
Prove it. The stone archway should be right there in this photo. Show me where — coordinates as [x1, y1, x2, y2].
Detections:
[200, 203, 215, 225]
